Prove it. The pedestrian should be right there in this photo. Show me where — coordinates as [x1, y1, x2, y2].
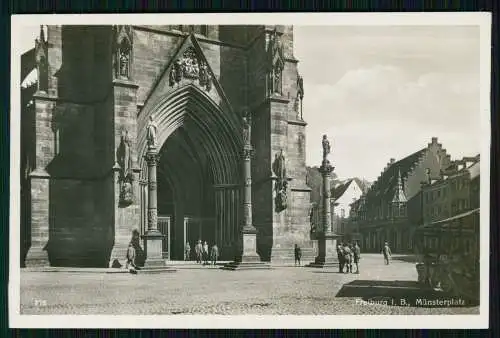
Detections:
[210, 243, 219, 266]
[294, 244, 302, 266]
[353, 241, 361, 274]
[382, 241, 392, 265]
[337, 243, 345, 273]
[343, 243, 353, 273]
[202, 241, 209, 265]
[184, 241, 191, 261]
[195, 239, 203, 264]
[126, 229, 143, 274]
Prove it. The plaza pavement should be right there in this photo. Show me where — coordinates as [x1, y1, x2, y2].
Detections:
[19, 254, 479, 315]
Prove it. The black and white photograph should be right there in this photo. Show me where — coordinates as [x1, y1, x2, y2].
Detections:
[10, 13, 490, 329]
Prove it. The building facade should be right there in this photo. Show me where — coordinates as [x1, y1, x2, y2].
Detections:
[331, 179, 364, 240]
[420, 156, 480, 253]
[20, 25, 312, 267]
[351, 137, 453, 253]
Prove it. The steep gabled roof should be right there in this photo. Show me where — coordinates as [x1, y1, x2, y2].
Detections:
[366, 148, 426, 203]
[332, 179, 353, 200]
[468, 161, 480, 179]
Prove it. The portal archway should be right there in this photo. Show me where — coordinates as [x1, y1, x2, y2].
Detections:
[138, 85, 243, 260]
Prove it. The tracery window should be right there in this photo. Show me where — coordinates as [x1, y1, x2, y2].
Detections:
[174, 25, 209, 37]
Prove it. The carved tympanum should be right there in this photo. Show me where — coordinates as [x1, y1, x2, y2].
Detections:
[168, 46, 212, 91]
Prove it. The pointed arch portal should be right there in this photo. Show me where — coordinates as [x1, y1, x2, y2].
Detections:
[138, 85, 243, 260]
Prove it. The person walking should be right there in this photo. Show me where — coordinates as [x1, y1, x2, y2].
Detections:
[210, 243, 219, 266]
[202, 241, 209, 265]
[184, 241, 191, 261]
[294, 244, 302, 267]
[382, 241, 392, 265]
[343, 243, 353, 273]
[195, 240, 203, 264]
[337, 243, 345, 273]
[352, 241, 361, 274]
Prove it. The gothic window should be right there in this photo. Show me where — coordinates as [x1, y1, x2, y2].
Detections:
[54, 129, 60, 155]
[200, 25, 208, 36]
[399, 204, 406, 217]
[341, 208, 345, 218]
[38, 55, 49, 92]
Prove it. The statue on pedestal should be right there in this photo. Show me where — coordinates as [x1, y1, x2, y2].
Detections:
[242, 111, 252, 146]
[146, 116, 158, 148]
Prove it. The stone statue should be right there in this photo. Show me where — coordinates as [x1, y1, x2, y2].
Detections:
[146, 116, 158, 148]
[273, 149, 288, 212]
[273, 149, 286, 180]
[120, 179, 134, 206]
[322, 134, 331, 162]
[119, 49, 129, 78]
[273, 66, 282, 94]
[117, 129, 133, 179]
[169, 65, 176, 87]
[242, 112, 252, 145]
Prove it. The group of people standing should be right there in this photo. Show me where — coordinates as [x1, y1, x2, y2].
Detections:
[185, 240, 219, 266]
[337, 242, 361, 274]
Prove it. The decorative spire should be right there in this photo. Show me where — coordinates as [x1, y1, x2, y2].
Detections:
[40, 25, 45, 43]
[392, 169, 407, 203]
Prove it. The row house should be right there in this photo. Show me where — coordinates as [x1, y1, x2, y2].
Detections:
[419, 155, 480, 255]
[350, 137, 452, 253]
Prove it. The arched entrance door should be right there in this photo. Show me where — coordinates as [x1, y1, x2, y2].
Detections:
[138, 85, 242, 261]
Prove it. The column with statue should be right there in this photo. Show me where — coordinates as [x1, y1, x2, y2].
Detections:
[308, 135, 341, 268]
[223, 110, 270, 270]
[141, 116, 171, 270]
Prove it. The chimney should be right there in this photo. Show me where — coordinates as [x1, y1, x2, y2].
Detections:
[390, 158, 395, 164]
[431, 137, 438, 144]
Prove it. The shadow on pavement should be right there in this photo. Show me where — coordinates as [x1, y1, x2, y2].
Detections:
[391, 255, 418, 263]
[336, 280, 478, 308]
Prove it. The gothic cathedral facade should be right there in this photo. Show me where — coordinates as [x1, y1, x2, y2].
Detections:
[20, 25, 312, 267]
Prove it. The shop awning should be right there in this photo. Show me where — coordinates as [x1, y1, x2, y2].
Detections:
[417, 208, 479, 231]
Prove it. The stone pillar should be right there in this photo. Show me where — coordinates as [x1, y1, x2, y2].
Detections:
[308, 135, 340, 268]
[25, 171, 51, 267]
[25, 92, 55, 267]
[141, 146, 166, 268]
[239, 143, 260, 261]
[223, 111, 270, 270]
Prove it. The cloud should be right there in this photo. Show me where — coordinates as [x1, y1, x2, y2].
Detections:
[303, 60, 481, 179]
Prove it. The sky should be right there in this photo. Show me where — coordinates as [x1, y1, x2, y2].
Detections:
[293, 25, 482, 181]
[18, 24, 482, 182]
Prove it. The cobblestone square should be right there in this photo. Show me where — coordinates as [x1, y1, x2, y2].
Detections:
[20, 255, 479, 315]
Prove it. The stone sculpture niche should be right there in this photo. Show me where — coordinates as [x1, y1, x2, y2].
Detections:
[169, 46, 212, 91]
[268, 30, 285, 96]
[114, 26, 133, 80]
[273, 149, 288, 213]
[117, 129, 134, 206]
